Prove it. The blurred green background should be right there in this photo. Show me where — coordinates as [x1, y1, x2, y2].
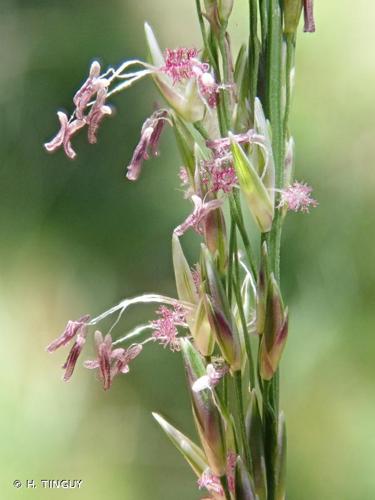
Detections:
[1, 0, 374, 498]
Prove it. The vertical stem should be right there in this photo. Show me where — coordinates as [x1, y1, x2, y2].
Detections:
[249, 0, 260, 118]
[220, 474, 231, 500]
[264, 3, 284, 499]
[227, 218, 236, 305]
[266, 0, 284, 283]
[195, 0, 219, 73]
[234, 371, 252, 471]
[233, 231, 256, 389]
[259, 0, 268, 46]
[284, 34, 296, 136]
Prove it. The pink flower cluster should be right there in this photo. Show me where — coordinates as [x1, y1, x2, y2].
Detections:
[84, 331, 142, 391]
[150, 303, 187, 351]
[162, 48, 201, 83]
[161, 47, 219, 108]
[201, 158, 238, 194]
[44, 61, 112, 159]
[278, 181, 318, 213]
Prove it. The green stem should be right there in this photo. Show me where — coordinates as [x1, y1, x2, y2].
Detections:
[259, 0, 268, 47]
[193, 120, 210, 141]
[220, 474, 231, 500]
[229, 194, 257, 277]
[249, 0, 260, 119]
[234, 371, 252, 471]
[263, 3, 284, 499]
[227, 218, 236, 306]
[195, 0, 219, 74]
[233, 234, 256, 389]
[266, 0, 284, 283]
[218, 29, 232, 134]
[284, 34, 296, 136]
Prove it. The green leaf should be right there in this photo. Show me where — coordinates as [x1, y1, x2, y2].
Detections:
[230, 133, 274, 233]
[152, 413, 207, 477]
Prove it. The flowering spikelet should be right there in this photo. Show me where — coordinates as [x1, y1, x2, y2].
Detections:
[278, 181, 318, 213]
[150, 303, 187, 351]
[126, 109, 169, 181]
[86, 87, 112, 144]
[44, 112, 86, 160]
[197, 469, 224, 496]
[46, 315, 90, 352]
[174, 195, 223, 236]
[111, 344, 143, 378]
[84, 331, 142, 390]
[161, 48, 200, 83]
[73, 60, 103, 119]
[46, 314, 90, 381]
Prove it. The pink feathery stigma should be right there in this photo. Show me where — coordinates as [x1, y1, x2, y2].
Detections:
[303, 0, 316, 33]
[73, 60, 103, 119]
[46, 314, 90, 352]
[278, 181, 318, 213]
[161, 47, 200, 83]
[201, 157, 237, 194]
[174, 195, 223, 236]
[44, 112, 85, 160]
[150, 303, 186, 352]
[197, 469, 224, 496]
[86, 86, 112, 144]
[126, 109, 169, 181]
[226, 451, 237, 493]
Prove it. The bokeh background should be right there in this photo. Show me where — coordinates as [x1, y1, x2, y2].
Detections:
[1, 0, 374, 498]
